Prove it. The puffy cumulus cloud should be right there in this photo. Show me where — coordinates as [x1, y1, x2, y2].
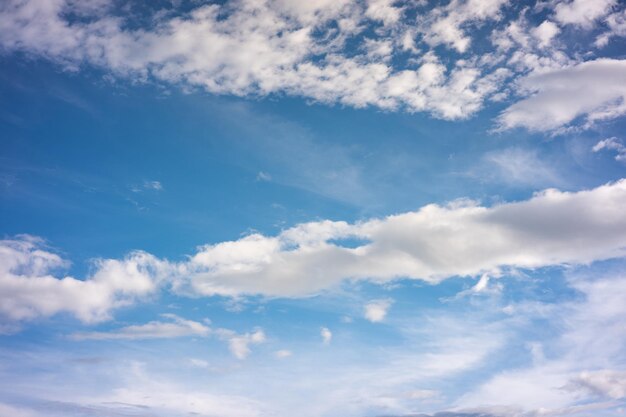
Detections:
[2, 0, 626, 128]
[418, 0, 510, 53]
[180, 179, 626, 297]
[364, 298, 393, 322]
[0, 0, 511, 119]
[0, 235, 168, 326]
[553, 0, 616, 28]
[69, 314, 211, 340]
[498, 59, 626, 131]
[4, 180, 626, 325]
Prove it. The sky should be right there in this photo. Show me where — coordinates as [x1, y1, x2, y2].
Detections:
[1, 0, 626, 416]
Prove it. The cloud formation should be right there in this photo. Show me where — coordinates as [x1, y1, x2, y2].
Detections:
[3, 180, 626, 326]
[498, 59, 626, 131]
[1, 0, 624, 129]
[70, 314, 210, 340]
[0, 235, 167, 327]
[70, 314, 265, 359]
[364, 299, 393, 322]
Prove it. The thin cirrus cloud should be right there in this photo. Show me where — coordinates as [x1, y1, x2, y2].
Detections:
[2, 180, 626, 326]
[70, 314, 266, 359]
[1, 0, 625, 130]
[69, 314, 211, 341]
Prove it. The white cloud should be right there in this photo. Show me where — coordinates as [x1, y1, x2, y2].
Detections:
[593, 137, 626, 162]
[418, 0, 510, 53]
[553, 0, 616, 28]
[70, 314, 265, 359]
[143, 180, 163, 191]
[364, 299, 393, 322]
[3, 180, 626, 325]
[531, 20, 560, 48]
[457, 270, 626, 414]
[69, 314, 210, 340]
[217, 328, 266, 359]
[275, 349, 293, 359]
[0, 235, 167, 324]
[189, 358, 211, 369]
[596, 9, 626, 47]
[498, 59, 626, 131]
[321, 327, 332, 345]
[103, 363, 266, 417]
[256, 171, 272, 182]
[567, 370, 626, 399]
[480, 147, 563, 186]
[0, 0, 510, 120]
[180, 179, 626, 297]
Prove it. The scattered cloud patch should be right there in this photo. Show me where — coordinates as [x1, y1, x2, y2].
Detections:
[274, 349, 292, 359]
[498, 59, 626, 132]
[593, 137, 626, 162]
[553, 0, 616, 28]
[480, 147, 563, 187]
[217, 328, 266, 359]
[256, 171, 272, 182]
[321, 327, 332, 345]
[0, 235, 167, 324]
[364, 299, 393, 322]
[69, 314, 210, 340]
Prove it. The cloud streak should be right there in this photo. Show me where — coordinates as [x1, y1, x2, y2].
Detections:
[2, 180, 626, 325]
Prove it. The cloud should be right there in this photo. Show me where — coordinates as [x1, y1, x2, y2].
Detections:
[217, 328, 266, 359]
[364, 299, 393, 322]
[456, 270, 626, 415]
[498, 59, 626, 131]
[69, 314, 210, 340]
[418, 0, 509, 53]
[179, 179, 626, 297]
[70, 314, 265, 359]
[593, 137, 626, 162]
[0, 0, 510, 120]
[3, 180, 626, 326]
[0, 235, 167, 325]
[566, 370, 626, 399]
[595, 9, 626, 47]
[478, 147, 563, 187]
[97, 363, 266, 417]
[275, 349, 293, 359]
[2, 0, 626, 132]
[256, 171, 272, 182]
[321, 327, 332, 345]
[553, 0, 616, 28]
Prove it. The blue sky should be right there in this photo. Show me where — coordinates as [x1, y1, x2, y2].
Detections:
[1, 0, 626, 416]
